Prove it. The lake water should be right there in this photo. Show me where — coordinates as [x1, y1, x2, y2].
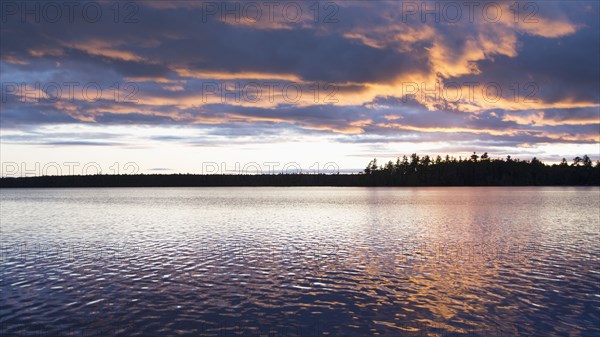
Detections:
[1, 187, 599, 336]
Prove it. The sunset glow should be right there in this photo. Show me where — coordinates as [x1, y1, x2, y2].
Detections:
[1, 1, 598, 174]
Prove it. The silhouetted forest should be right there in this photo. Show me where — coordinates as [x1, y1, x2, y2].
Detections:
[362, 153, 599, 186]
[1, 153, 598, 187]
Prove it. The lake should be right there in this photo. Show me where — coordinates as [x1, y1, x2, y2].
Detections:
[1, 187, 599, 336]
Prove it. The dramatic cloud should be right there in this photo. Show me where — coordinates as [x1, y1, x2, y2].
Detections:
[1, 0, 598, 171]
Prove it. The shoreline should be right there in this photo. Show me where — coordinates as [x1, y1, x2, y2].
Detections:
[2, 174, 599, 188]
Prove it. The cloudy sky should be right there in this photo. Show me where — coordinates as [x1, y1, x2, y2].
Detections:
[1, 1, 598, 175]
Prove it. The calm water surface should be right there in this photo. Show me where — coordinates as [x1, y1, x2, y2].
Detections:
[1, 187, 599, 336]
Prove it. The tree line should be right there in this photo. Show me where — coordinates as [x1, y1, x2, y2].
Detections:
[0, 153, 598, 187]
[363, 152, 599, 186]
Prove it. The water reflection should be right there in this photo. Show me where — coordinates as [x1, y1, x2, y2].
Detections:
[1, 187, 598, 336]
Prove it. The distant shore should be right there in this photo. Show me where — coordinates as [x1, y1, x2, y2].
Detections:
[1, 173, 598, 188]
[3, 153, 599, 187]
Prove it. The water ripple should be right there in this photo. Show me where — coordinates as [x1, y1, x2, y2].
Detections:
[1, 187, 598, 336]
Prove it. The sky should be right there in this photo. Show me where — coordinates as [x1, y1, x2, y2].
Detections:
[1, 0, 599, 175]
